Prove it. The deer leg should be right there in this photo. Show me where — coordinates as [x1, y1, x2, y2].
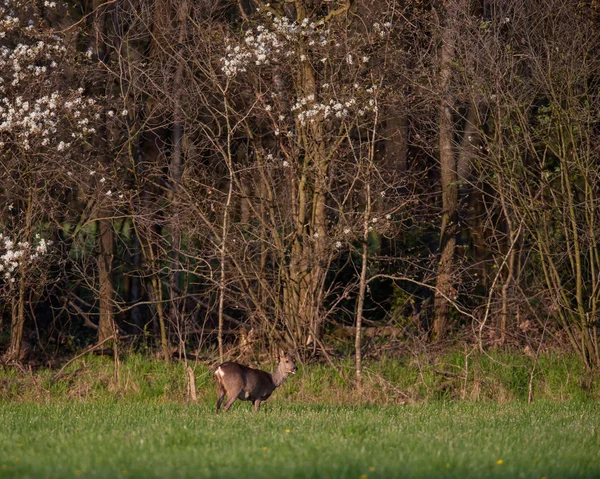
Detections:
[215, 376, 226, 413]
[253, 399, 261, 412]
[222, 395, 237, 412]
[215, 391, 225, 413]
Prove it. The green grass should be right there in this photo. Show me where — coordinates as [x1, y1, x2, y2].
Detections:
[1, 349, 597, 404]
[0, 402, 599, 478]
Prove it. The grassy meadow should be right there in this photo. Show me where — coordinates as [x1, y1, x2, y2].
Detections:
[0, 401, 599, 479]
[0, 352, 599, 478]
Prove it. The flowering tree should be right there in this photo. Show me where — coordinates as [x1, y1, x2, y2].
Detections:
[190, 0, 406, 359]
[0, 0, 99, 359]
[0, 233, 52, 359]
[0, 0, 596, 372]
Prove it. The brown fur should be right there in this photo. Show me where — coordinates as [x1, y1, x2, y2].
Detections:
[215, 352, 296, 412]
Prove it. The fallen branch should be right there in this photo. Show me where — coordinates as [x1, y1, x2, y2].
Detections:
[53, 335, 115, 381]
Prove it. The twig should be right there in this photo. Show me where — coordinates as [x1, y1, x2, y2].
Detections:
[53, 335, 115, 380]
[365, 369, 412, 403]
[58, 0, 117, 33]
[7, 361, 49, 395]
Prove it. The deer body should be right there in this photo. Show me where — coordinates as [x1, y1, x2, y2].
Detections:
[215, 352, 296, 412]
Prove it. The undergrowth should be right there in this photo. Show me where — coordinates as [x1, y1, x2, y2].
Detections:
[0, 349, 596, 404]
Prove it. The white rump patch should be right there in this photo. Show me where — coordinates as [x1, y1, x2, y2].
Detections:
[216, 367, 225, 378]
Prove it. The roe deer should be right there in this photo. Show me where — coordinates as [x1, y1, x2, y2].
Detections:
[214, 351, 297, 413]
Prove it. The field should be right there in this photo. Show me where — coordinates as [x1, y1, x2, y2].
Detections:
[1, 401, 599, 479]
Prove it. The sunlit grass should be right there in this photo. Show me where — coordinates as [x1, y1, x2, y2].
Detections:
[1, 351, 596, 404]
[0, 401, 598, 478]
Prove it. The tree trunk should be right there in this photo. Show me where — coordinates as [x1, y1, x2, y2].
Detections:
[355, 241, 368, 386]
[355, 174, 372, 386]
[97, 219, 116, 345]
[384, 111, 408, 172]
[281, 1, 331, 349]
[7, 191, 32, 360]
[169, 0, 188, 342]
[8, 274, 27, 360]
[91, 0, 116, 348]
[433, 3, 459, 340]
[129, 230, 144, 332]
[217, 162, 233, 364]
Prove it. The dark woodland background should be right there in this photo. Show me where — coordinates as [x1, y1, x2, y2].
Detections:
[1, 0, 599, 380]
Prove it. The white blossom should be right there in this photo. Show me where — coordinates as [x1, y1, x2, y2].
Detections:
[0, 233, 52, 281]
[221, 15, 328, 77]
